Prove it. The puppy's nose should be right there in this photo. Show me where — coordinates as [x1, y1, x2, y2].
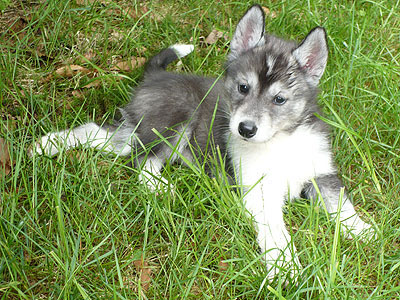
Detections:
[238, 121, 257, 138]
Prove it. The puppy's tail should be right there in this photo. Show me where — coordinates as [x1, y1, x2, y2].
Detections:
[145, 44, 194, 72]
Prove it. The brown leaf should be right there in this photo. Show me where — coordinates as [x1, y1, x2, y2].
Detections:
[104, 8, 121, 17]
[111, 57, 146, 72]
[41, 73, 53, 83]
[205, 29, 224, 45]
[72, 90, 85, 99]
[262, 6, 270, 15]
[133, 257, 152, 291]
[124, 7, 137, 19]
[218, 259, 229, 271]
[136, 46, 148, 56]
[8, 17, 28, 35]
[262, 6, 277, 18]
[0, 138, 12, 176]
[82, 79, 101, 89]
[190, 283, 202, 295]
[79, 49, 96, 63]
[35, 44, 47, 58]
[55, 65, 90, 78]
[76, 0, 108, 5]
[125, 5, 150, 19]
[105, 5, 148, 19]
[110, 30, 125, 42]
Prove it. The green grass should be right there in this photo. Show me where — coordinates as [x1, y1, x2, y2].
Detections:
[1, 0, 400, 299]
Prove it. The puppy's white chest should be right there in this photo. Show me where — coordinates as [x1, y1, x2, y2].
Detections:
[230, 127, 335, 197]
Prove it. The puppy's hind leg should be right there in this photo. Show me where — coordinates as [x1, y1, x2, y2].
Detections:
[137, 130, 194, 192]
[31, 122, 135, 157]
[303, 174, 373, 238]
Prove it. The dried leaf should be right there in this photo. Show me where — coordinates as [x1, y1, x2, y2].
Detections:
[205, 29, 224, 45]
[218, 259, 229, 271]
[140, 267, 151, 291]
[76, 0, 108, 5]
[0, 138, 12, 176]
[190, 283, 202, 295]
[123, 7, 136, 18]
[124, 5, 149, 18]
[129, 5, 158, 20]
[82, 79, 101, 89]
[133, 257, 152, 291]
[76, 0, 91, 5]
[111, 57, 146, 72]
[41, 73, 53, 83]
[8, 17, 28, 35]
[110, 30, 125, 42]
[262, 6, 270, 15]
[262, 6, 277, 18]
[136, 46, 148, 55]
[35, 44, 47, 58]
[140, 5, 149, 15]
[104, 8, 121, 17]
[105, 5, 148, 19]
[79, 49, 96, 63]
[72, 90, 85, 99]
[55, 65, 90, 78]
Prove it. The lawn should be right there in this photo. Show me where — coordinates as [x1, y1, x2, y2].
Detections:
[1, 0, 399, 299]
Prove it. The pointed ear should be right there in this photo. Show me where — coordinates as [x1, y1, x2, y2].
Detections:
[292, 27, 328, 85]
[229, 5, 265, 60]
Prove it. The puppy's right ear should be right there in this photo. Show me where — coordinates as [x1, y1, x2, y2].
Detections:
[229, 5, 265, 61]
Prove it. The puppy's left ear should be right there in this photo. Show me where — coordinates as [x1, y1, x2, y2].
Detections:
[229, 5, 265, 61]
[293, 27, 328, 85]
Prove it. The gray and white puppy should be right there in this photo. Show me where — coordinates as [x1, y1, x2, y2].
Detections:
[32, 5, 372, 279]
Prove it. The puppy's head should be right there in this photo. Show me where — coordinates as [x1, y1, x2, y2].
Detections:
[225, 5, 328, 143]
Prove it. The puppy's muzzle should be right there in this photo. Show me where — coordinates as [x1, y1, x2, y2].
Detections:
[238, 121, 257, 139]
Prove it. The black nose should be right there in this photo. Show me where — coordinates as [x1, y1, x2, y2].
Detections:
[238, 121, 257, 138]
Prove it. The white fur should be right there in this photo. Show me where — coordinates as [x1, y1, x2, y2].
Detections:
[266, 56, 276, 76]
[31, 123, 134, 157]
[139, 156, 170, 191]
[268, 81, 286, 98]
[228, 125, 335, 275]
[170, 44, 194, 59]
[228, 124, 372, 275]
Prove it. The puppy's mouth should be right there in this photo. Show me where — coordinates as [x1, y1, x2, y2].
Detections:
[233, 132, 271, 144]
[233, 128, 277, 144]
[229, 118, 276, 143]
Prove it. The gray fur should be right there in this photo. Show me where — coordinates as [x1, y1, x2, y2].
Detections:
[225, 27, 330, 143]
[121, 70, 228, 167]
[302, 174, 347, 211]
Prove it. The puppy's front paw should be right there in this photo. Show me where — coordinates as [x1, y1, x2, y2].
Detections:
[264, 248, 301, 285]
[139, 172, 175, 194]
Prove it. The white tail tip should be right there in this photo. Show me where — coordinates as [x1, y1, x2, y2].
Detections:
[170, 44, 194, 58]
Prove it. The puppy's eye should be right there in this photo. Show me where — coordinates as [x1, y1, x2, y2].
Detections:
[273, 95, 286, 105]
[238, 84, 250, 94]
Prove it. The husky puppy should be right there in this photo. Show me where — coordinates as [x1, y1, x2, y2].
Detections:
[32, 5, 372, 279]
